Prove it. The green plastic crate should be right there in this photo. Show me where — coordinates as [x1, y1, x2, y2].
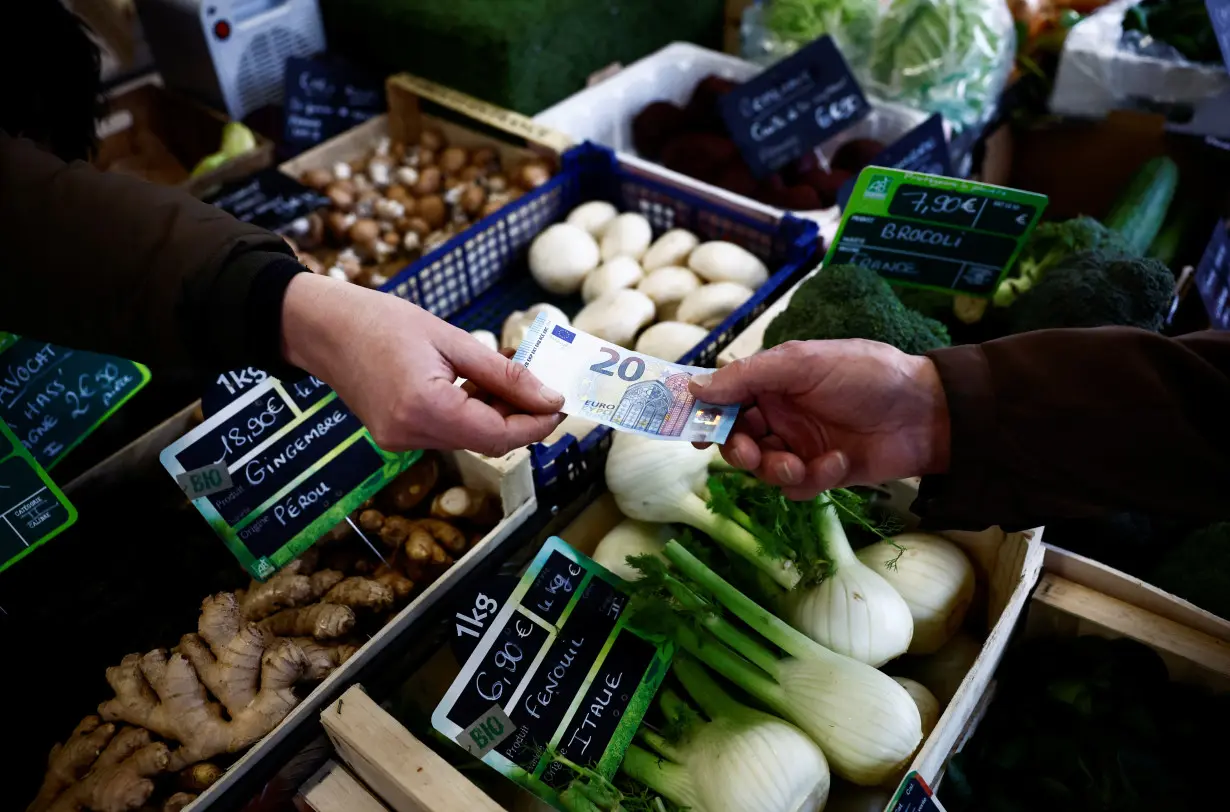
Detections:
[320, 0, 725, 115]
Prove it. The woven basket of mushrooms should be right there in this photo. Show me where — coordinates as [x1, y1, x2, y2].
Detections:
[284, 128, 555, 289]
[479, 201, 770, 363]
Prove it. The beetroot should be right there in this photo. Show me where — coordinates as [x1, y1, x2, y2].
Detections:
[659, 133, 740, 184]
[684, 75, 738, 134]
[831, 138, 885, 173]
[632, 101, 689, 160]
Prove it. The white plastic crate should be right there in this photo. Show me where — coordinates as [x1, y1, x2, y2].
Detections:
[534, 42, 931, 226]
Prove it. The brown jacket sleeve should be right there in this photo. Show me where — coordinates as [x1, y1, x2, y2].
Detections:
[914, 327, 1230, 531]
[0, 133, 303, 375]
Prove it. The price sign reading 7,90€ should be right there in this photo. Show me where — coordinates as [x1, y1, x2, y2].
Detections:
[160, 377, 419, 580]
[828, 167, 1049, 297]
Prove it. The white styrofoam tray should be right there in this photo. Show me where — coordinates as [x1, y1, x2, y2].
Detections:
[534, 41, 932, 227]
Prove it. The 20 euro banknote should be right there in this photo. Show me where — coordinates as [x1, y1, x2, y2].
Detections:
[512, 313, 739, 444]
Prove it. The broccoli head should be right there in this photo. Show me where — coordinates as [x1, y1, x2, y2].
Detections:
[995, 217, 1136, 306]
[764, 264, 952, 355]
[1007, 251, 1174, 333]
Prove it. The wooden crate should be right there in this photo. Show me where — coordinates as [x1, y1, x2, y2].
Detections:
[94, 77, 274, 198]
[279, 73, 572, 184]
[182, 445, 537, 811]
[296, 759, 390, 812]
[321, 481, 1045, 812]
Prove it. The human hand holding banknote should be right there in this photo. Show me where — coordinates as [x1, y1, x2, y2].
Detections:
[512, 313, 740, 444]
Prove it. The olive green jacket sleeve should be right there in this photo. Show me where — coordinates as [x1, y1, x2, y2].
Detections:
[916, 326, 1230, 530]
[0, 133, 303, 375]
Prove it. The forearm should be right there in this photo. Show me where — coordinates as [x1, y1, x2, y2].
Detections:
[0, 133, 300, 374]
[915, 327, 1230, 530]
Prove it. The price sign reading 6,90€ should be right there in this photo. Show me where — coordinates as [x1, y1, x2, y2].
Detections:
[434, 537, 674, 809]
[828, 167, 1049, 297]
[160, 378, 420, 580]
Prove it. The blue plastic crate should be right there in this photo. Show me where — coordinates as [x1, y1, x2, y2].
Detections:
[380, 142, 821, 508]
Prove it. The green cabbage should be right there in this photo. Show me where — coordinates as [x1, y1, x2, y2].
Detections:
[762, 0, 880, 67]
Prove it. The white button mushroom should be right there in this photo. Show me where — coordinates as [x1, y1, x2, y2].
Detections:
[572, 289, 656, 348]
[634, 321, 710, 361]
[676, 282, 755, 329]
[636, 266, 704, 322]
[566, 201, 619, 238]
[581, 257, 645, 304]
[501, 304, 571, 351]
[641, 228, 700, 271]
[688, 241, 769, 288]
[528, 223, 601, 295]
[600, 213, 653, 262]
[332, 161, 353, 181]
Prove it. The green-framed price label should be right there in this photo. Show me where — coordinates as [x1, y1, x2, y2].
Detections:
[160, 378, 419, 580]
[0, 418, 77, 573]
[827, 167, 1049, 297]
[0, 333, 151, 469]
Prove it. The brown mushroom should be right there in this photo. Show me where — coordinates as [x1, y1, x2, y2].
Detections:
[326, 211, 356, 241]
[326, 183, 354, 210]
[301, 167, 333, 190]
[419, 128, 446, 152]
[418, 148, 437, 168]
[348, 218, 381, 245]
[459, 165, 486, 182]
[418, 195, 447, 230]
[470, 147, 498, 170]
[460, 183, 488, 216]
[404, 216, 432, 238]
[439, 146, 469, 174]
[382, 231, 402, 249]
[386, 184, 413, 205]
[413, 166, 442, 197]
[514, 160, 552, 190]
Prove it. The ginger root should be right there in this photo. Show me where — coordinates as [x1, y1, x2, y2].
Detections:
[379, 454, 439, 512]
[403, 520, 459, 582]
[234, 558, 314, 621]
[176, 763, 221, 793]
[33, 726, 169, 812]
[29, 717, 120, 812]
[100, 594, 307, 770]
[323, 576, 394, 612]
[408, 518, 468, 555]
[259, 603, 355, 640]
[293, 638, 360, 680]
[372, 563, 415, 602]
[308, 569, 345, 600]
[161, 794, 196, 812]
[430, 486, 499, 525]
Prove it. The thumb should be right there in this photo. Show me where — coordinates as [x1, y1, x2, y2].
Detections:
[689, 344, 805, 404]
[447, 332, 564, 414]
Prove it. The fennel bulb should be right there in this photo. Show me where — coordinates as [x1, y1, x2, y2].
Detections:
[892, 677, 939, 739]
[857, 533, 976, 655]
[779, 493, 914, 666]
[605, 433, 794, 585]
[621, 657, 830, 812]
[898, 631, 983, 706]
[661, 542, 923, 786]
[591, 519, 672, 582]
[609, 434, 912, 664]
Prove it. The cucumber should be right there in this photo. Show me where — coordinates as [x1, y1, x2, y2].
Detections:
[1146, 201, 1198, 268]
[1103, 156, 1179, 255]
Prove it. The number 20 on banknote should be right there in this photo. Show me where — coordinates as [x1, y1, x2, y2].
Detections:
[512, 314, 739, 444]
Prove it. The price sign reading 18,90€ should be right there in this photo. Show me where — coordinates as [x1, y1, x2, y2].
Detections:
[827, 167, 1049, 297]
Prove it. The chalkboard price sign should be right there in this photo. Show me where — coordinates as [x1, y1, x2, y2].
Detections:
[0, 335, 151, 469]
[827, 167, 1048, 296]
[837, 113, 953, 210]
[1195, 220, 1230, 329]
[161, 378, 420, 579]
[434, 537, 674, 808]
[720, 35, 870, 178]
[204, 168, 330, 233]
[284, 55, 386, 154]
[0, 419, 77, 573]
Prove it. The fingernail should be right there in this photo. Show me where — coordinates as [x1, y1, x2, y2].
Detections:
[691, 372, 712, 388]
[819, 451, 849, 483]
[776, 462, 800, 485]
[540, 385, 564, 404]
[730, 447, 746, 468]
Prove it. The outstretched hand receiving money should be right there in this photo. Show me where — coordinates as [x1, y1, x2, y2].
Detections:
[512, 313, 740, 444]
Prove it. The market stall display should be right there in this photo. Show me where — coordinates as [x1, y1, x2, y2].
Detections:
[278, 74, 563, 289]
[535, 42, 932, 223]
[314, 468, 1042, 812]
[22, 445, 537, 812]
